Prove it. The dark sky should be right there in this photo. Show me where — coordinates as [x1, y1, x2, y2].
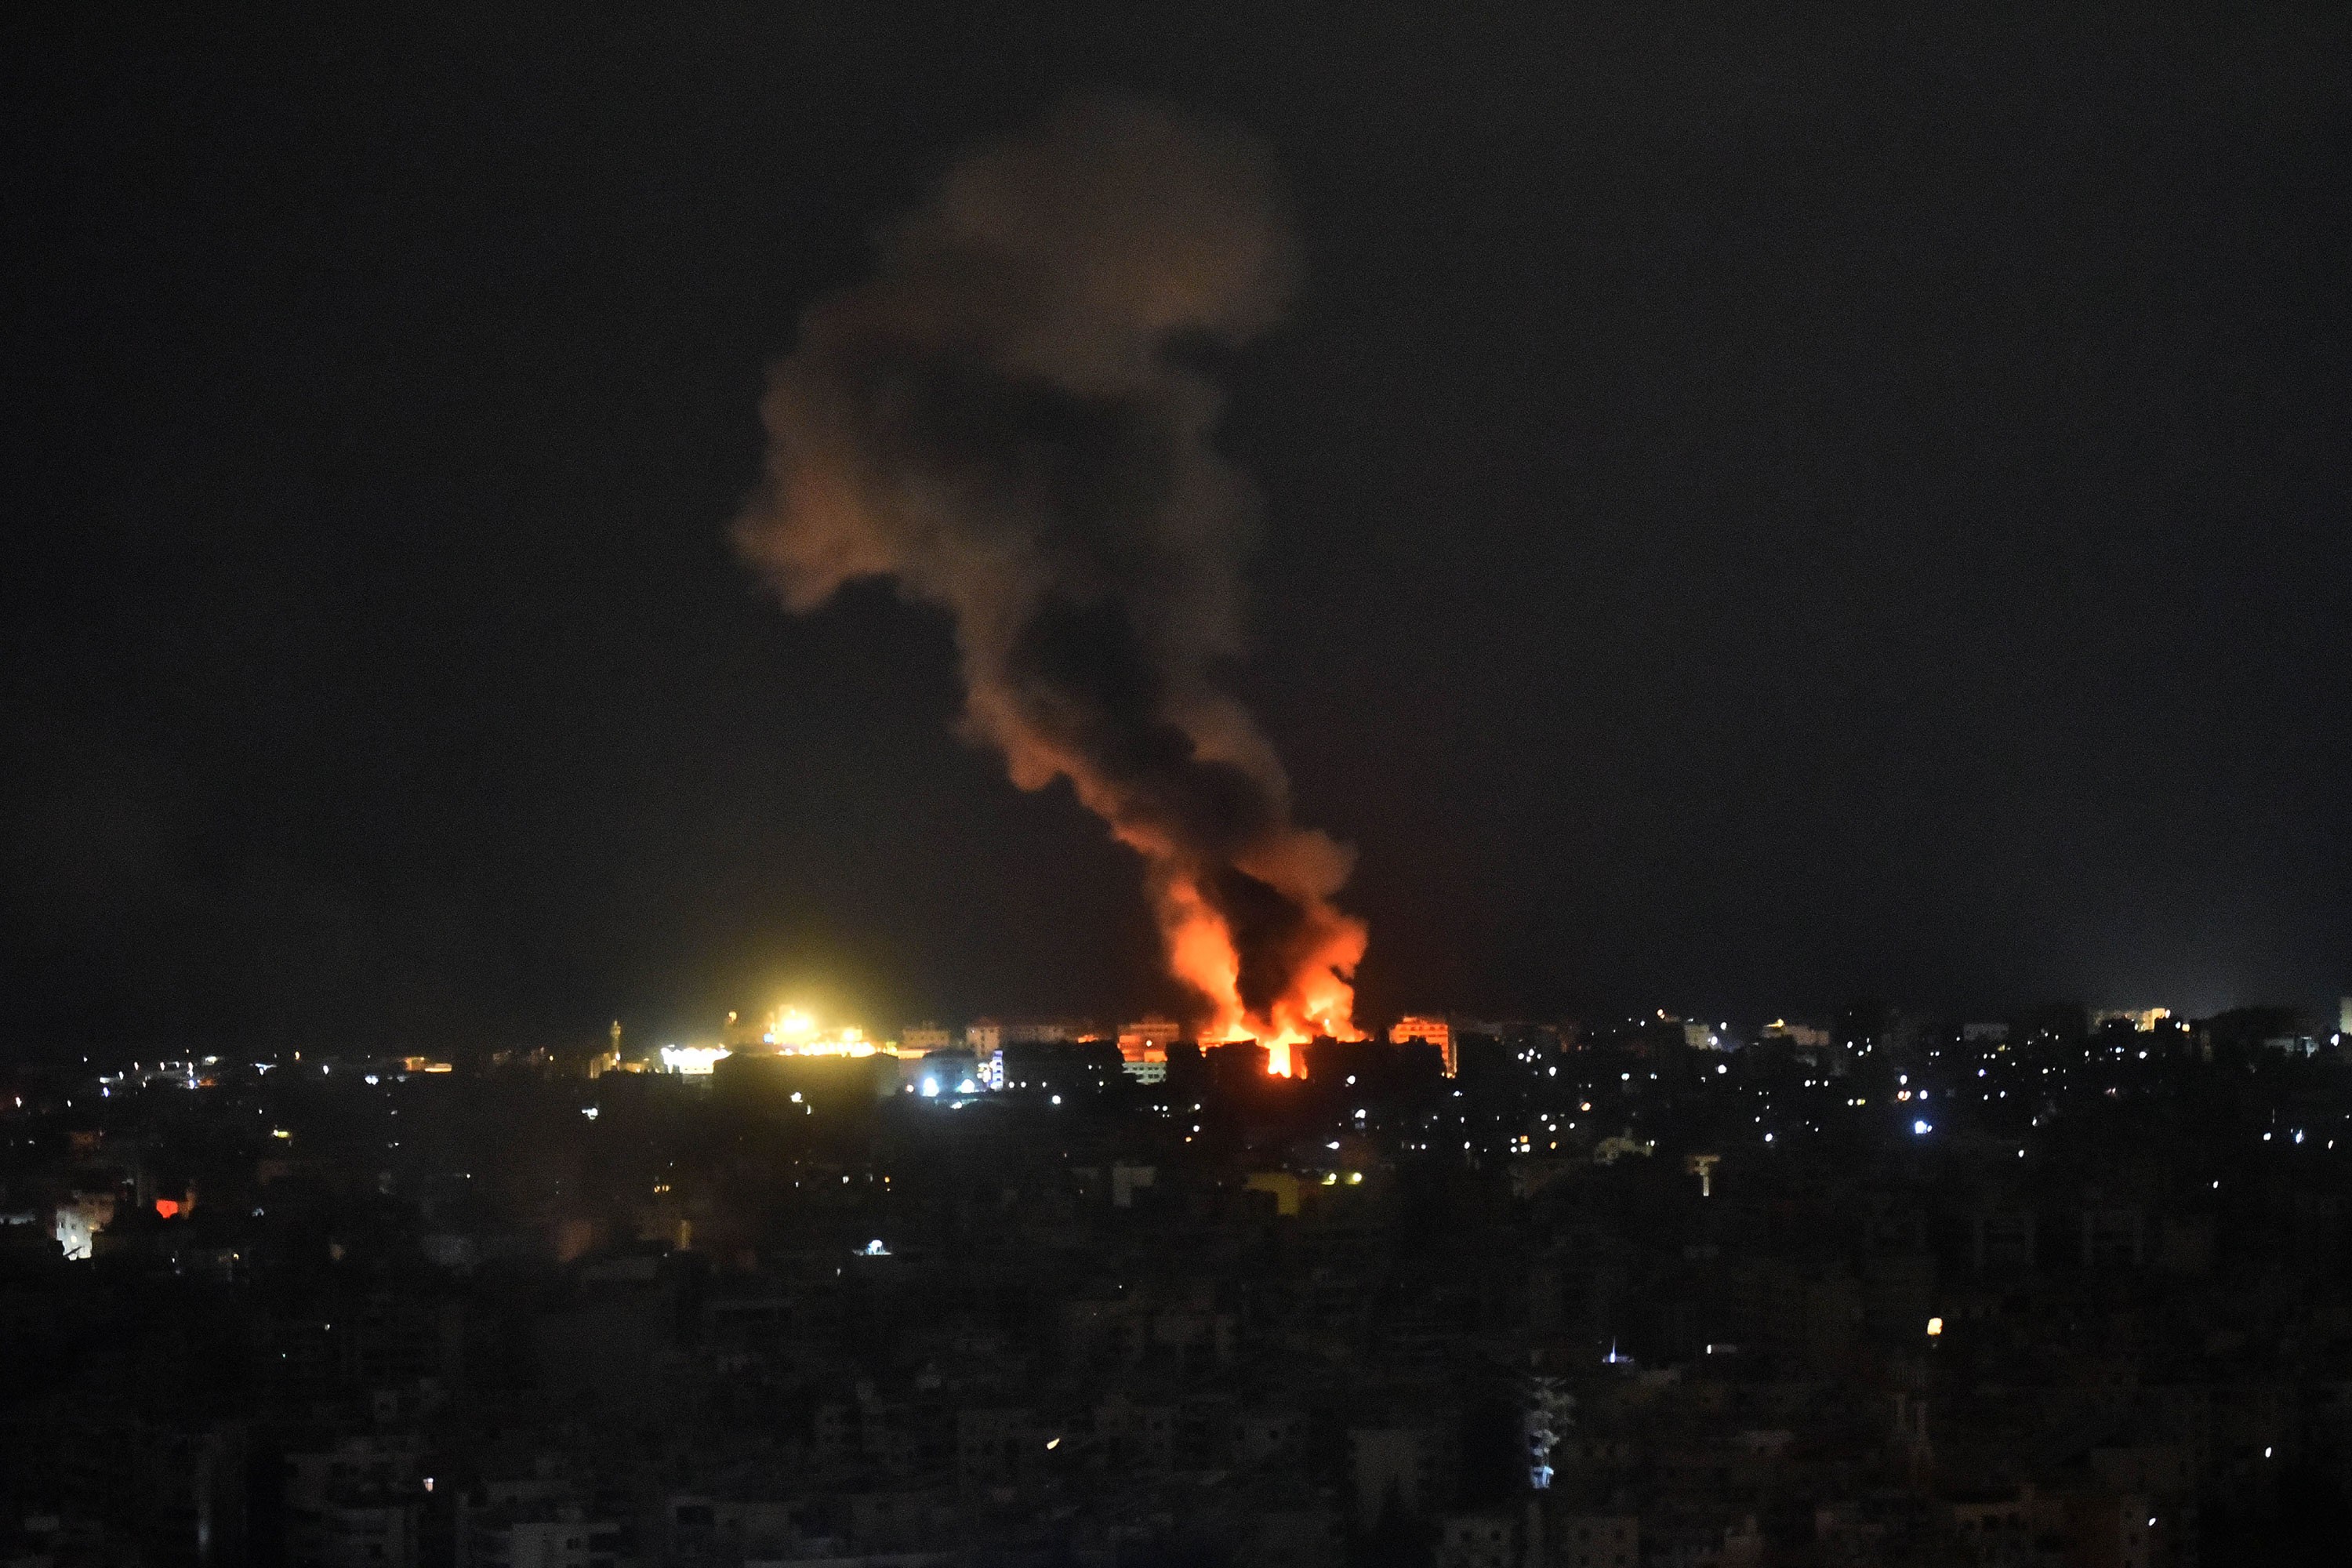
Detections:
[4, 5, 2346, 1056]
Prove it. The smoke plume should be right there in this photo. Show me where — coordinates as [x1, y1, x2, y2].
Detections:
[732, 99, 1364, 1067]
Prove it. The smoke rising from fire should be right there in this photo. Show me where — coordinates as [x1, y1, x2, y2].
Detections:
[732, 99, 1363, 1069]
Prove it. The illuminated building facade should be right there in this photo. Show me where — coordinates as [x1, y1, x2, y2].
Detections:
[2092, 1007, 2174, 1033]
[900, 1022, 953, 1052]
[53, 1190, 115, 1261]
[1005, 1019, 1083, 1044]
[1389, 1015, 1456, 1076]
[1117, 1016, 1182, 1051]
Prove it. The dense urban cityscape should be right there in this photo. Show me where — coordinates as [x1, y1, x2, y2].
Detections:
[6, 999, 2348, 1566]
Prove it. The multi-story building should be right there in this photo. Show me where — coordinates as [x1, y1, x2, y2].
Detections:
[1348, 1423, 1457, 1526]
[1552, 1513, 1639, 1568]
[1388, 1016, 1455, 1076]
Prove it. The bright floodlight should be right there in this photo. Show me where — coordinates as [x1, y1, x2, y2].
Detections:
[1912, 1119, 1933, 1134]
[1926, 1316, 1944, 1337]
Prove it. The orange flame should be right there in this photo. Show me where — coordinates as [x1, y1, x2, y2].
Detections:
[1033, 743, 1363, 1078]
[1160, 871, 1365, 1077]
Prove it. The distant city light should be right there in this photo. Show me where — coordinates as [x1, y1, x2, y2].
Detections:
[1912, 1120, 1933, 1135]
[1926, 1317, 1944, 1337]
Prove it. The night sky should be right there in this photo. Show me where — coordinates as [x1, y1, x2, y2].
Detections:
[4, 6, 2346, 1056]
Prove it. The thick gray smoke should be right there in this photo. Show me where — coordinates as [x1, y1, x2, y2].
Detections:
[731, 99, 1365, 1046]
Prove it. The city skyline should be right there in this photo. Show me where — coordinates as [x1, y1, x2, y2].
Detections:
[5, 978, 2344, 1563]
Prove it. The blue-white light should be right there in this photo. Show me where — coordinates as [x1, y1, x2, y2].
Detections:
[1912, 1119, 1933, 1135]
[920, 1077, 939, 1098]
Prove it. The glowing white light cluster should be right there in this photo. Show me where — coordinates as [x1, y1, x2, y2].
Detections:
[759, 1007, 877, 1055]
[659, 1045, 728, 1076]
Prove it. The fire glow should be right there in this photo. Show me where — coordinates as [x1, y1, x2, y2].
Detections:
[1157, 864, 1363, 1076]
[733, 100, 1366, 1074]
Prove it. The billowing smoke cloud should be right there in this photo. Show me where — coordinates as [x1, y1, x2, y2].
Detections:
[732, 99, 1364, 1064]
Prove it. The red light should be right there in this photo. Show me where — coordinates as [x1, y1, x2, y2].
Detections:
[154, 1199, 179, 1219]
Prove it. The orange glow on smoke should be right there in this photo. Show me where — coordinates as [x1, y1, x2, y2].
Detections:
[1161, 872, 1366, 1078]
[979, 710, 1367, 1079]
[1163, 880, 1246, 1042]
